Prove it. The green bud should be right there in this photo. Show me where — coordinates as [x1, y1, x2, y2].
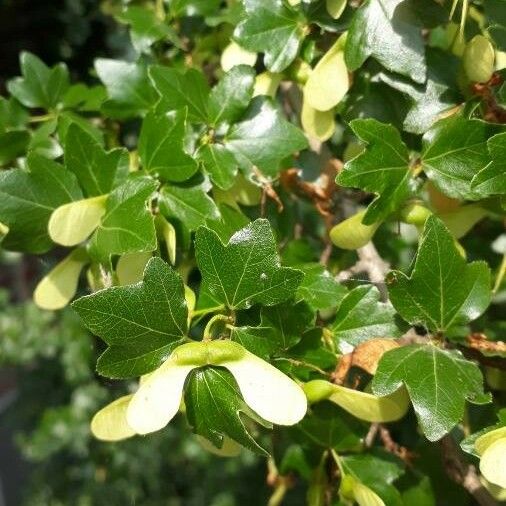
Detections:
[400, 202, 432, 226]
[330, 210, 381, 250]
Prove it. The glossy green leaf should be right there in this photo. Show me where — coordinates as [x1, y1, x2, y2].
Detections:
[373, 344, 491, 441]
[159, 180, 220, 231]
[337, 119, 412, 224]
[225, 96, 308, 177]
[65, 123, 129, 196]
[207, 65, 256, 125]
[421, 115, 503, 200]
[195, 219, 304, 310]
[90, 177, 157, 259]
[471, 131, 506, 196]
[95, 59, 156, 118]
[332, 286, 404, 350]
[295, 263, 347, 311]
[0, 154, 82, 253]
[185, 367, 269, 455]
[234, 0, 306, 73]
[149, 66, 210, 122]
[345, 0, 426, 83]
[387, 216, 491, 332]
[72, 257, 187, 378]
[197, 143, 239, 190]
[138, 110, 198, 182]
[7, 52, 69, 109]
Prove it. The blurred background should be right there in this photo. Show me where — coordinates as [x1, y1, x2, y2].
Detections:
[0, 1, 271, 504]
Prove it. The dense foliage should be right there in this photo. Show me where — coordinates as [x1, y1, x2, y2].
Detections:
[1, 0, 506, 504]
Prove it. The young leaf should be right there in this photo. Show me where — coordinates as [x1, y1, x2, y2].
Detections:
[7, 52, 69, 109]
[332, 286, 404, 350]
[149, 66, 210, 122]
[0, 154, 82, 253]
[138, 110, 198, 182]
[65, 123, 129, 196]
[159, 180, 220, 231]
[225, 96, 308, 177]
[234, 0, 306, 73]
[116, 6, 177, 54]
[95, 59, 156, 118]
[373, 344, 491, 441]
[337, 119, 412, 224]
[196, 143, 239, 190]
[207, 65, 256, 125]
[421, 115, 503, 200]
[195, 219, 304, 310]
[185, 367, 269, 455]
[90, 177, 158, 259]
[345, 0, 426, 83]
[72, 257, 187, 378]
[387, 216, 491, 332]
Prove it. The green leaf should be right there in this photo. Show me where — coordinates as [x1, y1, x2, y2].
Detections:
[0, 130, 30, 165]
[378, 48, 460, 134]
[65, 123, 129, 196]
[295, 263, 347, 311]
[7, 52, 69, 109]
[225, 97, 308, 178]
[138, 110, 198, 182]
[234, 0, 306, 73]
[337, 118, 412, 224]
[0, 154, 82, 253]
[345, 0, 426, 83]
[421, 115, 503, 200]
[72, 257, 187, 378]
[290, 401, 365, 451]
[373, 344, 491, 441]
[471, 131, 506, 197]
[195, 219, 304, 310]
[207, 65, 256, 125]
[90, 177, 157, 259]
[159, 180, 220, 231]
[332, 286, 404, 350]
[116, 6, 177, 54]
[387, 216, 491, 332]
[95, 59, 157, 118]
[149, 66, 210, 122]
[197, 143, 239, 190]
[185, 367, 269, 455]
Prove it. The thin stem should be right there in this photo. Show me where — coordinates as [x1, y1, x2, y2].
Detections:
[493, 254, 506, 294]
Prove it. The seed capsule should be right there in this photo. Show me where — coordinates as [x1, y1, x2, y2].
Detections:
[464, 35, 495, 83]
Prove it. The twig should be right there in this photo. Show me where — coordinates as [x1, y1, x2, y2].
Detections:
[439, 435, 498, 506]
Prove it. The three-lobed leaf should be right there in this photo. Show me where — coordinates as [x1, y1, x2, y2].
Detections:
[72, 257, 187, 378]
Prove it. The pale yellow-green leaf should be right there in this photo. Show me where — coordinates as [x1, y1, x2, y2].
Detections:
[480, 476, 506, 501]
[127, 361, 195, 435]
[196, 435, 242, 457]
[215, 173, 262, 207]
[253, 72, 282, 98]
[328, 384, 410, 423]
[223, 350, 307, 425]
[116, 251, 153, 286]
[330, 210, 380, 250]
[301, 98, 336, 141]
[185, 285, 196, 324]
[155, 215, 177, 265]
[91, 395, 136, 441]
[221, 41, 257, 71]
[353, 480, 386, 506]
[464, 35, 495, 83]
[326, 0, 346, 19]
[480, 438, 506, 488]
[33, 248, 88, 310]
[475, 426, 506, 455]
[48, 194, 108, 246]
[439, 205, 488, 239]
[304, 34, 349, 111]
